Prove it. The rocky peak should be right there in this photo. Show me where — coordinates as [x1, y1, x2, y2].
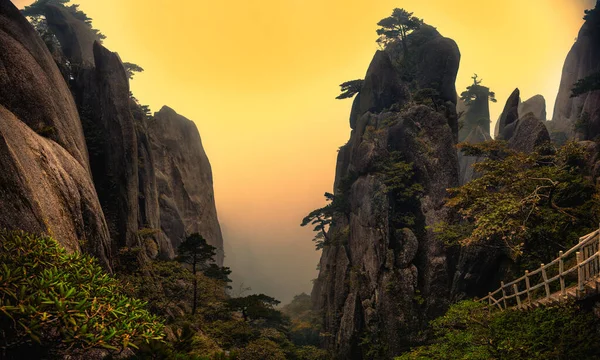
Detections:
[350, 24, 460, 137]
[0, 0, 90, 170]
[312, 23, 460, 358]
[44, 3, 99, 66]
[496, 88, 520, 140]
[552, 1, 600, 139]
[519, 94, 546, 122]
[148, 106, 224, 265]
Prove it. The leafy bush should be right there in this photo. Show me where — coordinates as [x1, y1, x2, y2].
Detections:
[236, 338, 286, 360]
[0, 231, 164, 358]
[396, 300, 600, 360]
[439, 141, 600, 267]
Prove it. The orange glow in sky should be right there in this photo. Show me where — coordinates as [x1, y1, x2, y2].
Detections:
[12, 0, 595, 302]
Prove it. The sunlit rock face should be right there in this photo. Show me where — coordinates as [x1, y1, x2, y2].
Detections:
[0, 1, 90, 170]
[552, 1, 600, 140]
[0, 0, 111, 267]
[312, 25, 461, 359]
[519, 94, 547, 122]
[29, 2, 224, 262]
[148, 107, 224, 265]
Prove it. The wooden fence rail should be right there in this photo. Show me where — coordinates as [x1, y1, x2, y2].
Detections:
[479, 229, 600, 310]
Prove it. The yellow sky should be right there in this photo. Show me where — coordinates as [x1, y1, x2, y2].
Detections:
[13, 0, 594, 302]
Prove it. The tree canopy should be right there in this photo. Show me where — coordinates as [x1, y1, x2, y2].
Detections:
[376, 8, 423, 50]
[124, 62, 144, 80]
[460, 74, 497, 106]
[301, 193, 335, 250]
[227, 294, 283, 328]
[570, 71, 600, 98]
[397, 300, 600, 360]
[438, 140, 600, 267]
[177, 233, 218, 315]
[22, 0, 106, 41]
[336, 79, 364, 100]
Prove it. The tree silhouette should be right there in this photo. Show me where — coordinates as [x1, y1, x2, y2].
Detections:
[176, 233, 216, 315]
[376, 8, 423, 52]
[460, 74, 497, 106]
[571, 72, 600, 98]
[336, 79, 364, 100]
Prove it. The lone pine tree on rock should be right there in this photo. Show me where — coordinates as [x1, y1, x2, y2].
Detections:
[376, 8, 423, 52]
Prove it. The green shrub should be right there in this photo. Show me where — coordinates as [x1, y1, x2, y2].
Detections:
[236, 338, 286, 360]
[396, 300, 600, 360]
[0, 230, 164, 358]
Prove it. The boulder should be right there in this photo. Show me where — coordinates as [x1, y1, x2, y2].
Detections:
[509, 113, 551, 153]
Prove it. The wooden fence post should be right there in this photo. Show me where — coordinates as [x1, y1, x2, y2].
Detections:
[559, 251, 566, 298]
[525, 270, 531, 303]
[513, 283, 521, 308]
[541, 264, 550, 298]
[585, 245, 591, 280]
[577, 251, 584, 296]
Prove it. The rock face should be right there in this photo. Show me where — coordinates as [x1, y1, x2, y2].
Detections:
[31, 2, 224, 262]
[133, 107, 175, 259]
[148, 107, 224, 264]
[71, 42, 139, 253]
[0, 0, 89, 170]
[552, 2, 600, 139]
[0, 1, 224, 267]
[458, 126, 491, 185]
[519, 95, 546, 122]
[0, 0, 110, 267]
[351, 24, 460, 136]
[312, 26, 460, 359]
[496, 88, 520, 139]
[508, 113, 551, 153]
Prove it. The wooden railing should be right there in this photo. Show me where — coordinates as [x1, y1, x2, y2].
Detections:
[479, 229, 600, 310]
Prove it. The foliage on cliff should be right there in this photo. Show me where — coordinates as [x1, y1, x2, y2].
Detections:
[22, 0, 106, 41]
[437, 140, 600, 268]
[571, 72, 600, 98]
[376, 8, 423, 51]
[396, 300, 600, 360]
[0, 231, 164, 359]
[460, 74, 497, 106]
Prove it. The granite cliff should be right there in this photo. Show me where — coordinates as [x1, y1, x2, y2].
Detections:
[552, 1, 600, 140]
[311, 25, 461, 358]
[0, 0, 111, 267]
[0, 0, 223, 267]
